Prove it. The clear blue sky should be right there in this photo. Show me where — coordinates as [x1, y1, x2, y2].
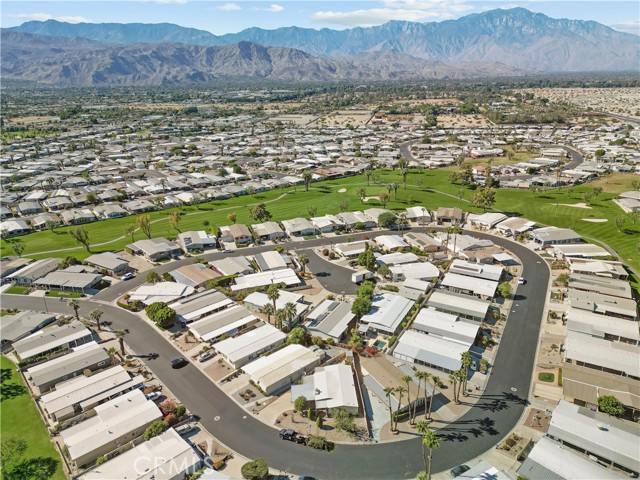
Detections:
[2, 1, 638, 35]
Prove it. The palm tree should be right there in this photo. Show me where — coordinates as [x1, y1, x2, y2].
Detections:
[416, 420, 430, 473]
[298, 253, 309, 274]
[383, 386, 395, 433]
[69, 299, 80, 321]
[107, 347, 118, 365]
[428, 376, 441, 420]
[115, 330, 126, 356]
[460, 352, 472, 396]
[401, 374, 414, 425]
[261, 304, 274, 324]
[415, 371, 430, 421]
[274, 308, 286, 330]
[283, 302, 297, 332]
[394, 386, 406, 432]
[448, 372, 459, 404]
[267, 284, 280, 311]
[89, 309, 103, 331]
[421, 424, 440, 480]
[398, 157, 409, 189]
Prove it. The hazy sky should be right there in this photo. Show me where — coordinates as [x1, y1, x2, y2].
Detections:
[2, 1, 638, 35]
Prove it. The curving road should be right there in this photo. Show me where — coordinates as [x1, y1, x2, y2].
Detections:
[1, 229, 549, 480]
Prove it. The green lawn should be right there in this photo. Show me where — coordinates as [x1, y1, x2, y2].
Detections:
[3, 286, 30, 295]
[2, 171, 638, 277]
[44, 290, 83, 298]
[538, 372, 555, 383]
[0, 356, 65, 480]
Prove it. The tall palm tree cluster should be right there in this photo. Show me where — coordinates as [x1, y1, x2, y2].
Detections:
[262, 284, 298, 332]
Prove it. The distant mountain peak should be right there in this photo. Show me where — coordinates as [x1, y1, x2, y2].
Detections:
[7, 7, 639, 73]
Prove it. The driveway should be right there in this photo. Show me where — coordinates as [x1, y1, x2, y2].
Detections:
[2, 230, 549, 480]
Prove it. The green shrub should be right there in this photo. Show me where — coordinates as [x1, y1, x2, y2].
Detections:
[95, 455, 107, 466]
[241, 458, 268, 480]
[307, 435, 334, 452]
[388, 335, 398, 347]
[144, 420, 169, 440]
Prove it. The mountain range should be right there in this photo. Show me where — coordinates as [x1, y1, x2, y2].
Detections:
[3, 8, 639, 86]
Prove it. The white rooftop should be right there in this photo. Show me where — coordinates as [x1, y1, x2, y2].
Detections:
[129, 282, 195, 304]
[61, 389, 162, 463]
[80, 429, 200, 480]
[441, 273, 498, 298]
[393, 330, 469, 372]
[566, 308, 640, 341]
[360, 294, 414, 335]
[548, 400, 640, 473]
[565, 330, 640, 378]
[290, 363, 358, 411]
[214, 324, 286, 366]
[231, 268, 300, 291]
[13, 320, 92, 360]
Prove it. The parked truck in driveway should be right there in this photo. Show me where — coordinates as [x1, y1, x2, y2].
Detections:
[351, 271, 373, 284]
[279, 429, 308, 445]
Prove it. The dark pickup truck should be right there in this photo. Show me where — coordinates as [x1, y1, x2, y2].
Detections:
[279, 429, 308, 445]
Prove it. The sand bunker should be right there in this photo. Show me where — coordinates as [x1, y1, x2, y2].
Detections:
[338, 188, 347, 193]
[560, 203, 592, 209]
[582, 218, 608, 223]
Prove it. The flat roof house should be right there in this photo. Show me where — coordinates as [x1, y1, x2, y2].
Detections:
[306, 300, 355, 342]
[291, 363, 359, 415]
[253, 251, 288, 271]
[127, 238, 181, 261]
[231, 268, 301, 291]
[178, 230, 218, 253]
[553, 243, 611, 259]
[189, 305, 258, 343]
[251, 221, 286, 240]
[85, 252, 129, 276]
[33, 271, 103, 293]
[441, 273, 498, 300]
[26, 343, 110, 393]
[311, 214, 346, 233]
[468, 212, 508, 229]
[228, 224, 253, 244]
[518, 437, 628, 480]
[0, 311, 56, 352]
[333, 240, 369, 258]
[79, 428, 200, 480]
[393, 330, 471, 374]
[495, 217, 536, 236]
[244, 290, 307, 320]
[281, 217, 317, 237]
[405, 206, 432, 224]
[170, 290, 233, 324]
[41, 365, 145, 422]
[568, 289, 637, 321]
[169, 263, 220, 288]
[61, 389, 162, 468]
[427, 290, 491, 322]
[532, 226, 582, 247]
[129, 282, 195, 305]
[388, 262, 440, 282]
[214, 323, 286, 368]
[336, 211, 376, 229]
[359, 294, 414, 336]
[5, 258, 59, 286]
[566, 308, 639, 345]
[13, 320, 93, 362]
[546, 400, 639, 476]
[449, 259, 503, 282]
[374, 235, 409, 252]
[242, 344, 321, 395]
[564, 330, 639, 379]
[210, 256, 253, 276]
[403, 232, 442, 252]
[435, 207, 464, 225]
[568, 273, 632, 299]
[0, 219, 31, 236]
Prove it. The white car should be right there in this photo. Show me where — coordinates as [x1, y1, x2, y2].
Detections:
[518, 277, 525, 285]
[121, 272, 134, 280]
[198, 351, 215, 363]
[145, 391, 162, 401]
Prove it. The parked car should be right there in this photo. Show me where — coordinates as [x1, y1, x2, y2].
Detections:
[198, 351, 215, 363]
[222, 249, 232, 253]
[170, 357, 188, 369]
[279, 429, 307, 445]
[518, 277, 525, 285]
[175, 424, 193, 435]
[450, 464, 470, 477]
[145, 391, 162, 401]
[121, 272, 134, 280]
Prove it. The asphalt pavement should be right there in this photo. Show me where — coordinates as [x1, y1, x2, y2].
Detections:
[2, 230, 549, 480]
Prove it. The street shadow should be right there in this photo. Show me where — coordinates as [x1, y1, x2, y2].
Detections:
[5, 457, 59, 480]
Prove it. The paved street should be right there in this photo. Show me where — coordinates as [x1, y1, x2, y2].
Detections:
[2, 231, 549, 480]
